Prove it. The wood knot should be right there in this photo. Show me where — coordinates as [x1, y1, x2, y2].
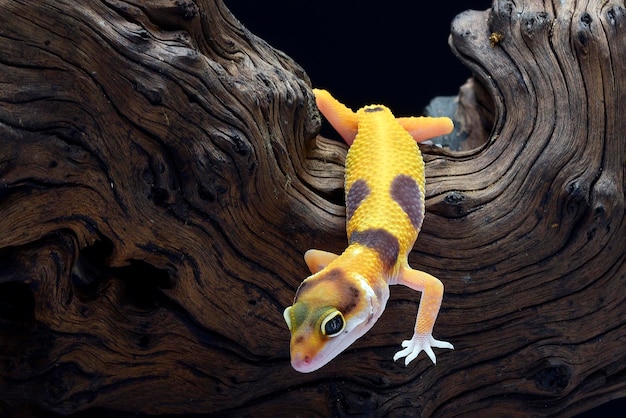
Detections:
[606, 6, 625, 26]
[428, 191, 470, 218]
[444, 191, 466, 206]
[533, 363, 571, 393]
[522, 11, 551, 32]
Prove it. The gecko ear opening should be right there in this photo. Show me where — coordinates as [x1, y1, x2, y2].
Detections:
[320, 310, 345, 337]
[283, 306, 293, 331]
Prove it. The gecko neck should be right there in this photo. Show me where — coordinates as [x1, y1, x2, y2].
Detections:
[332, 244, 393, 300]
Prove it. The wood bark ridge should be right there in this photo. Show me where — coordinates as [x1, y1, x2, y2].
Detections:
[0, 0, 624, 416]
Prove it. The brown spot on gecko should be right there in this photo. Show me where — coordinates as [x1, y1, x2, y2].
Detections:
[346, 179, 370, 221]
[390, 174, 424, 229]
[323, 268, 345, 282]
[364, 106, 384, 113]
[339, 285, 360, 315]
[350, 229, 400, 272]
[295, 269, 346, 299]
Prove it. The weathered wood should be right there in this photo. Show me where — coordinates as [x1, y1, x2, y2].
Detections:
[0, 0, 624, 416]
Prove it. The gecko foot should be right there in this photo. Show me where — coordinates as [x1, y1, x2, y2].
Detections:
[393, 333, 454, 366]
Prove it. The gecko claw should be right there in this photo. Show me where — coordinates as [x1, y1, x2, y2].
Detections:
[393, 334, 454, 366]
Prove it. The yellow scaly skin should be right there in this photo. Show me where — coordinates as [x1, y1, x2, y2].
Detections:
[283, 89, 454, 373]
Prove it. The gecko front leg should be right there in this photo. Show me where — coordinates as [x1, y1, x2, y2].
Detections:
[392, 267, 454, 365]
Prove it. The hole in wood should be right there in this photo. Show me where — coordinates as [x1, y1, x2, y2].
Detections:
[0, 282, 35, 323]
[425, 77, 494, 151]
[72, 238, 173, 311]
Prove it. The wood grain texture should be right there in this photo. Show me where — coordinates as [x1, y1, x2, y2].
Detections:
[0, 0, 624, 416]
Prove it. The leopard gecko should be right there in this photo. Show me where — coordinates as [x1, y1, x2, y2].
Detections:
[283, 89, 454, 373]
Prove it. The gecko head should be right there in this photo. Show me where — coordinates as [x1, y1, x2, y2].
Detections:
[283, 269, 387, 373]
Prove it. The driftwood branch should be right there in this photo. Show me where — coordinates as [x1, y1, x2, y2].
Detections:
[0, 0, 624, 416]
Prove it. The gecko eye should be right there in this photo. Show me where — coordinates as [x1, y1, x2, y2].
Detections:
[321, 311, 345, 337]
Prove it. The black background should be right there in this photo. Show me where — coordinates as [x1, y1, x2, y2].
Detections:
[225, 0, 487, 116]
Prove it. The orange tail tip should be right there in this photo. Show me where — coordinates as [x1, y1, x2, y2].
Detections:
[313, 89, 359, 145]
[397, 116, 454, 143]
